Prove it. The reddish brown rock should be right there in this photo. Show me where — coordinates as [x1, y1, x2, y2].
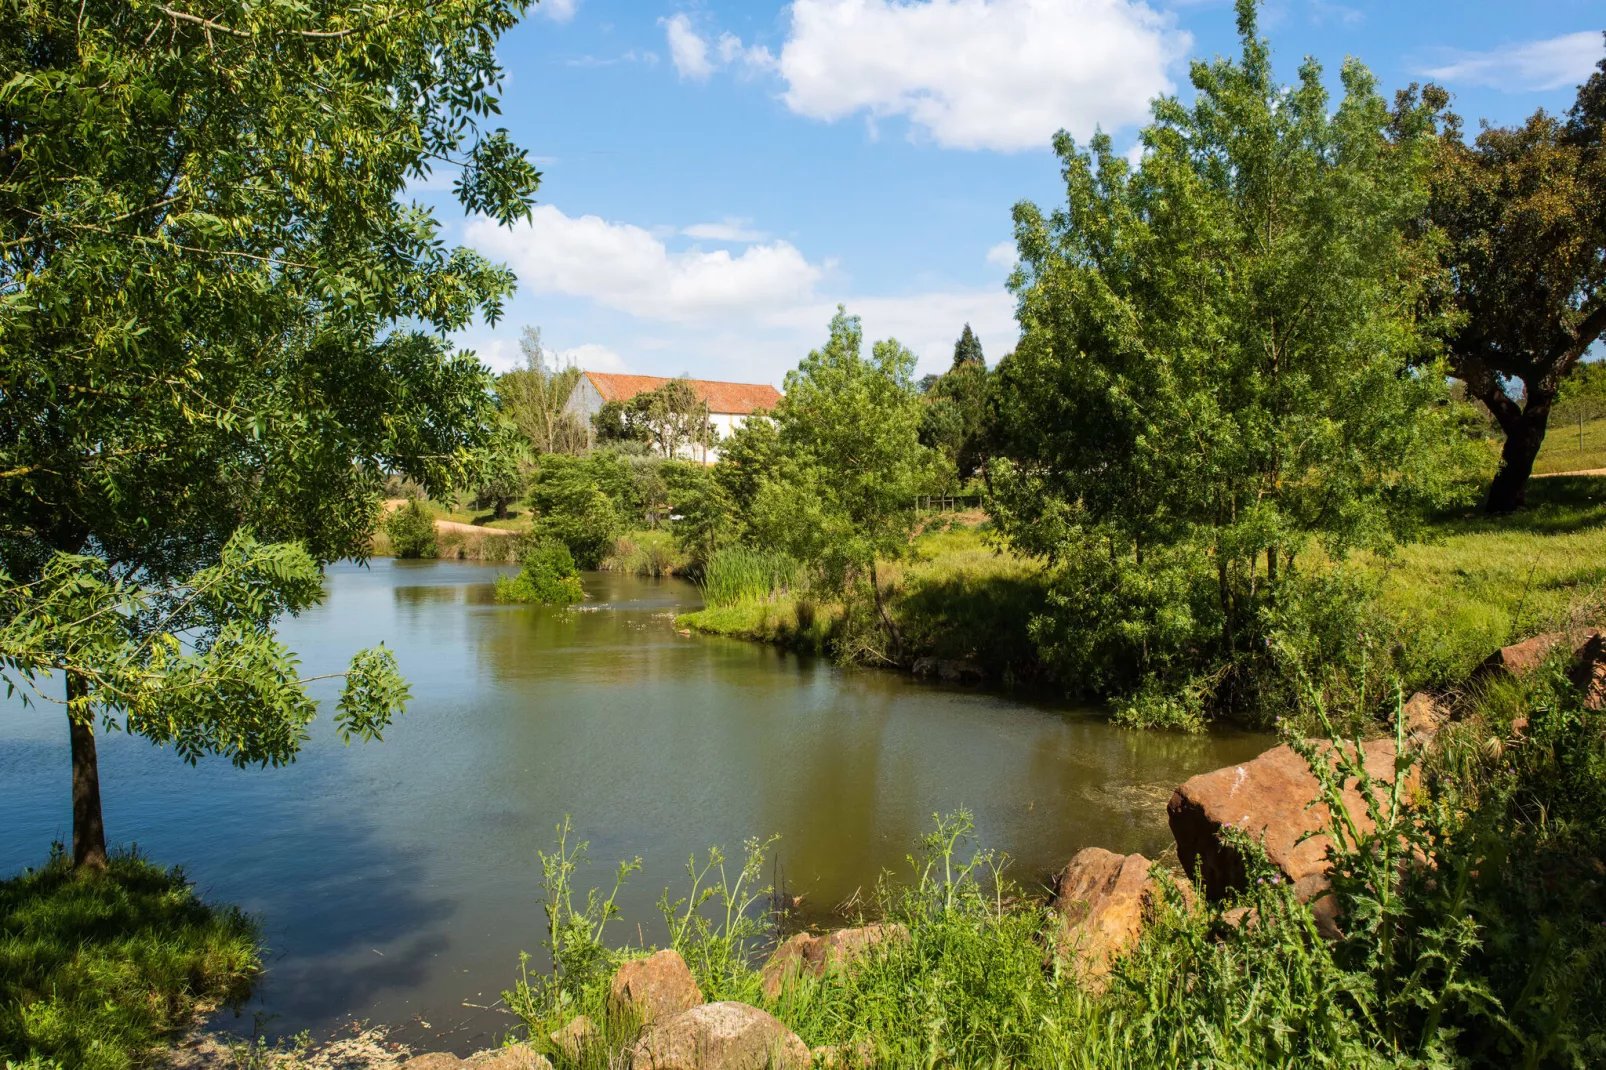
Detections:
[1049, 848, 1187, 978]
[1478, 629, 1600, 680]
[608, 949, 704, 1025]
[1570, 632, 1606, 710]
[549, 1015, 597, 1062]
[1401, 691, 1447, 743]
[630, 1002, 810, 1070]
[408, 1057, 463, 1070]
[757, 924, 909, 1000]
[1167, 738, 1407, 909]
[464, 1045, 552, 1070]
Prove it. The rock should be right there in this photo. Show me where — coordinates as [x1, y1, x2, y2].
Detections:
[911, 656, 939, 678]
[549, 1015, 597, 1062]
[757, 925, 910, 1001]
[937, 659, 983, 683]
[1167, 738, 1408, 912]
[810, 1039, 876, 1069]
[609, 949, 704, 1025]
[1049, 848, 1188, 980]
[1401, 691, 1447, 743]
[630, 1002, 810, 1070]
[463, 1045, 552, 1070]
[408, 1057, 464, 1070]
[1477, 629, 1601, 680]
[1570, 632, 1606, 710]
[759, 932, 824, 1000]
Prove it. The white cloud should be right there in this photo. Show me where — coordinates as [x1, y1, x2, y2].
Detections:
[664, 13, 714, 80]
[464, 205, 823, 324]
[683, 218, 768, 242]
[1421, 31, 1604, 92]
[768, 290, 1017, 373]
[984, 240, 1017, 269]
[555, 343, 629, 373]
[775, 0, 1188, 152]
[541, 0, 579, 23]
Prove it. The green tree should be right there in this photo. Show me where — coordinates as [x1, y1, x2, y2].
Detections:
[0, 1, 538, 867]
[752, 307, 942, 659]
[630, 379, 712, 459]
[919, 324, 992, 480]
[528, 454, 631, 568]
[1432, 41, 1606, 512]
[385, 499, 439, 559]
[499, 327, 587, 457]
[494, 539, 584, 605]
[990, 1, 1475, 719]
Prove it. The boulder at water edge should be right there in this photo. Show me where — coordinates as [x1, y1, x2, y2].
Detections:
[758, 924, 910, 1000]
[609, 949, 704, 1024]
[407, 1056, 465, 1070]
[550, 1015, 598, 1062]
[464, 1045, 552, 1070]
[630, 1002, 810, 1070]
[1049, 848, 1187, 980]
[1167, 738, 1407, 938]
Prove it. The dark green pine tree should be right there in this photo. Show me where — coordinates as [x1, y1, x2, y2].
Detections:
[952, 323, 986, 368]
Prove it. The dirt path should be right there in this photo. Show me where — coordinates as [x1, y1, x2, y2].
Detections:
[381, 498, 517, 536]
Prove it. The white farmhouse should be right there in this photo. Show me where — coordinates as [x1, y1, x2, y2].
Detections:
[563, 371, 783, 463]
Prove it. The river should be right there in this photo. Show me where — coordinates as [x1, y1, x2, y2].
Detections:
[0, 560, 1271, 1052]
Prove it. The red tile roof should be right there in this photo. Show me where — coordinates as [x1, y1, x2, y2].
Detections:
[582, 372, 782, 415]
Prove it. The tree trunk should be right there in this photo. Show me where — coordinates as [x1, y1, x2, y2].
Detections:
[1487, 391, 1555, 515]
[868, 559, 904, 664]
[67, 674, 108, 871]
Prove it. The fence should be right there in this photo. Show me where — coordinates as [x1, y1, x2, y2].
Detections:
[913, 494, 982, 514]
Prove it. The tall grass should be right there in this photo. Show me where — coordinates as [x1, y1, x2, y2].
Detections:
[0, 850, 259, 1070]
[697, 547, 804, 608]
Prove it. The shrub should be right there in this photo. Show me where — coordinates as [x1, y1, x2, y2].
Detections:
[495, 540, 585, 605]
[0, 851, 260, 1070]
[383, 498, 437, 559]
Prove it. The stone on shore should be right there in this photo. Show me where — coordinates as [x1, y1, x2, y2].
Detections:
[464, 1045, 552, 1070]
[757, 924, 910, 1000]
[630, 1002, 810, 1070]
[1049, 847, 1186, 979]
[609, 949, 704, 1024]
[549, 1015, 598, 1062]
[407, 1056, 463, 1070]
[1167, 737, 1407, 938]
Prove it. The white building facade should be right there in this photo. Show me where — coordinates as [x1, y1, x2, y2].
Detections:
[563, 371, 783, 463]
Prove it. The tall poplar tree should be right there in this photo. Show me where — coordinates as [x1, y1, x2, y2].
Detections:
[0, 1, 541, 867]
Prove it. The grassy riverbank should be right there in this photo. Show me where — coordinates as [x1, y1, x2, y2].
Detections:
[0, 852, 258, 1070]
[507, 661, 1606, 1067]
[680, 477, 1606, 704]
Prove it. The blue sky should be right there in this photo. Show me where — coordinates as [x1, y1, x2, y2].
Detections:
[429, 0, 1605, 385]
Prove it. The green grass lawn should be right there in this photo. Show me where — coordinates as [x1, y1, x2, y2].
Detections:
[1532, 415, 1606, 475]
[1372, 473, 1606, 688]
[1, 852, 259, 1070]
[424, 497, 535, 532]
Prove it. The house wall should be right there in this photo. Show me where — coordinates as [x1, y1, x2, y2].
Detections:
[560, 375, 767, 463]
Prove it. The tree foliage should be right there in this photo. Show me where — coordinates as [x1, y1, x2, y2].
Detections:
[384, 499, 439, 560]
[0, 0, 538, 864]
[1432, 40, 1606, 512]
[499, 327, 587, 457]
[989, 0, 1478, 722]
[919, 324, 992, 481]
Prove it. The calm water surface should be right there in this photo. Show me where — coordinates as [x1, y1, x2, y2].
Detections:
[0, 560, 1270, 1051]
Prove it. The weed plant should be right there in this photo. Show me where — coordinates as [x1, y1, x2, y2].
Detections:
[0, 850, 259, 1070]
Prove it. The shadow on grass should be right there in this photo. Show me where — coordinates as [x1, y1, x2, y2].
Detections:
[897, 571, 1051, 685]
[1429, 475, 1606, 538]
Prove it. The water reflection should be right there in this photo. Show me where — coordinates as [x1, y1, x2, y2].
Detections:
[0, 560, 1271, 1054]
